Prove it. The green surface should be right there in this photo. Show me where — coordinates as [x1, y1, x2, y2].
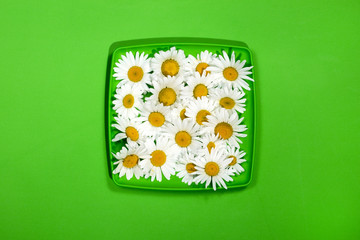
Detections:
[107, 39, 255, 190]
[0, 0, 359, 239]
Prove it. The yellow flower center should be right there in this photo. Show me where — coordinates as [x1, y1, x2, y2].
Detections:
[206, 141, 215, 153]
[196, 110, 210, 125]
[161, 59, 179, 77]
[219, 97, 235, 109]
[148, 112, 165, 127]
[123, 154, 139, 168]
[150, 150, 167, 167]
[229, 155, 237, 166]
[214, 122, 233, 139]
[186, 163, 197, 173]
[180, 108, 187, 120]
[195, 62, 210, 76]
[125, 126, 139, 141]
[122, 94, 134, 108]
[158, 87, 176, 106]
[175, 131, 192, 147]
[193, 84, 208, 98]
[223, 67, 238, 81]
[205, 161, 220, 176]
[127, 66, 144, 82]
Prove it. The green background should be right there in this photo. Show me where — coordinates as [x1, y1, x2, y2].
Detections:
[1, 0, 359, 239]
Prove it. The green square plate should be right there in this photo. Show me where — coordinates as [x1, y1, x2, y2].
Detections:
[105, 38, 256, 190]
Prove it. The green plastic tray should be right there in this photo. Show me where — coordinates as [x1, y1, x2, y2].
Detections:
[105, 38, 256, 190]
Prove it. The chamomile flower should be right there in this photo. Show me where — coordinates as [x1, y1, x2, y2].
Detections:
[207, 51, 254, 91]
[193, 147, 234, 191]
[137, 103, 171, 137]
[146, 75, 184, 108]
[211, 87, 246, 113]
[140, 136, 179, 182]
[225, 146, 246, 174]
[151, 47, 186, 78]
[112, 84, 143, 118]
[184, 50, 216, 76]
[203, 108, 247, 146]
[113, 51, 151, 91]
[200, 133, 226, 154]
[171, 99, 191, 122]
[181, 72, 215, 101]
[185, 97, 216, 126]
[176, 152, 199, 185]
[165, 118, 201, 153]
[112, 116, 144, 143]
[112, 141, 149, 180]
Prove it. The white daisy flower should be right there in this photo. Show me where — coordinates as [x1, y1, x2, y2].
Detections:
[193, 147, 234, 191]
[112, 84, 143, 118]
[176, 152, 199, 185]
[113, 51, 151, 91]
[202, 108, 247, 146]
[184, 50, 216, 76]
[170, 99, 191, 122]
[112, 141, 149, 180]
[140, 136, 180, 182]
[210, 86, 246, 113]
[181, 72, 215, 101]
[137, 103, 171, 137]
[151, 47, 186, 78]
[225, 146, 246, 174]
[165, 118, 201, 153]
[112, 116, 144, 143]
[146, 75, 184, 108]
[207, 51, 254, 91]
[200, 132, 226, 154]
[185, 97, 216, 126]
